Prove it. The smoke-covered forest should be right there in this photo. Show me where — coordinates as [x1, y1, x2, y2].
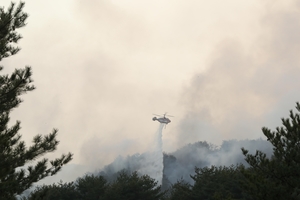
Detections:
[21, 108, 300, 200]
[99, 139, 273, 188]
[22, 125, 300, 200]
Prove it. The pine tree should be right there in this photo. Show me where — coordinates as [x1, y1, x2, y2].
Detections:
[25, 182, 80, 200]
[0, 2, 72, 199]
[104, 170, 165, 200]
[242, 102, 300, 199]
[75, 174, 108, 200]
[189, 165, 250, 200]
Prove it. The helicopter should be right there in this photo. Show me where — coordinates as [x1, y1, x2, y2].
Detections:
[152, 113, 173, 124]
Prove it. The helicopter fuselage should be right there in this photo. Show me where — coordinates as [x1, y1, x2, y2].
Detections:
[152, 116, 171, 124]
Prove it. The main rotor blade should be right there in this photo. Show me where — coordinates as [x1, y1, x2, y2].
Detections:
[153, 114, 162, 116]
[163, 112, 174, 117]
[165, 115, 174, 117]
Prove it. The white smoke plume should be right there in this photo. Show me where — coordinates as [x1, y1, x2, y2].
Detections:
[138, 123, 164, 185]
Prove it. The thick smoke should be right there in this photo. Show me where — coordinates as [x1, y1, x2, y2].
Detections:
[174, 0, 300, 147]
[98, 139, 273, 187]
[94, 123, 164, 185]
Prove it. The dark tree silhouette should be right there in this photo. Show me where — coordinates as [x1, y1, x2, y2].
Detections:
[242, 102, 300, 199]
[0, 2, 72, 199]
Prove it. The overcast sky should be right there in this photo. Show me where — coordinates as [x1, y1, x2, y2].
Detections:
[2, 0, 300, 171]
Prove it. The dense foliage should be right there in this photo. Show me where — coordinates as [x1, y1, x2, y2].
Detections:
[167, 165, 252, 200]
[25, 171, 165, 200]
[241, 102, 300, 199]
[25, 166, 250, 200]
[0, 2, 72, 199]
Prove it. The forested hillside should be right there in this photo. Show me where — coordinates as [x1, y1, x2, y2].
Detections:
[99, 139, 272, 188]
[24, 103, 300, 199]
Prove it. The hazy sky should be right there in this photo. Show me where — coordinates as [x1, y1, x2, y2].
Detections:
[2, 0, 300, 171]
